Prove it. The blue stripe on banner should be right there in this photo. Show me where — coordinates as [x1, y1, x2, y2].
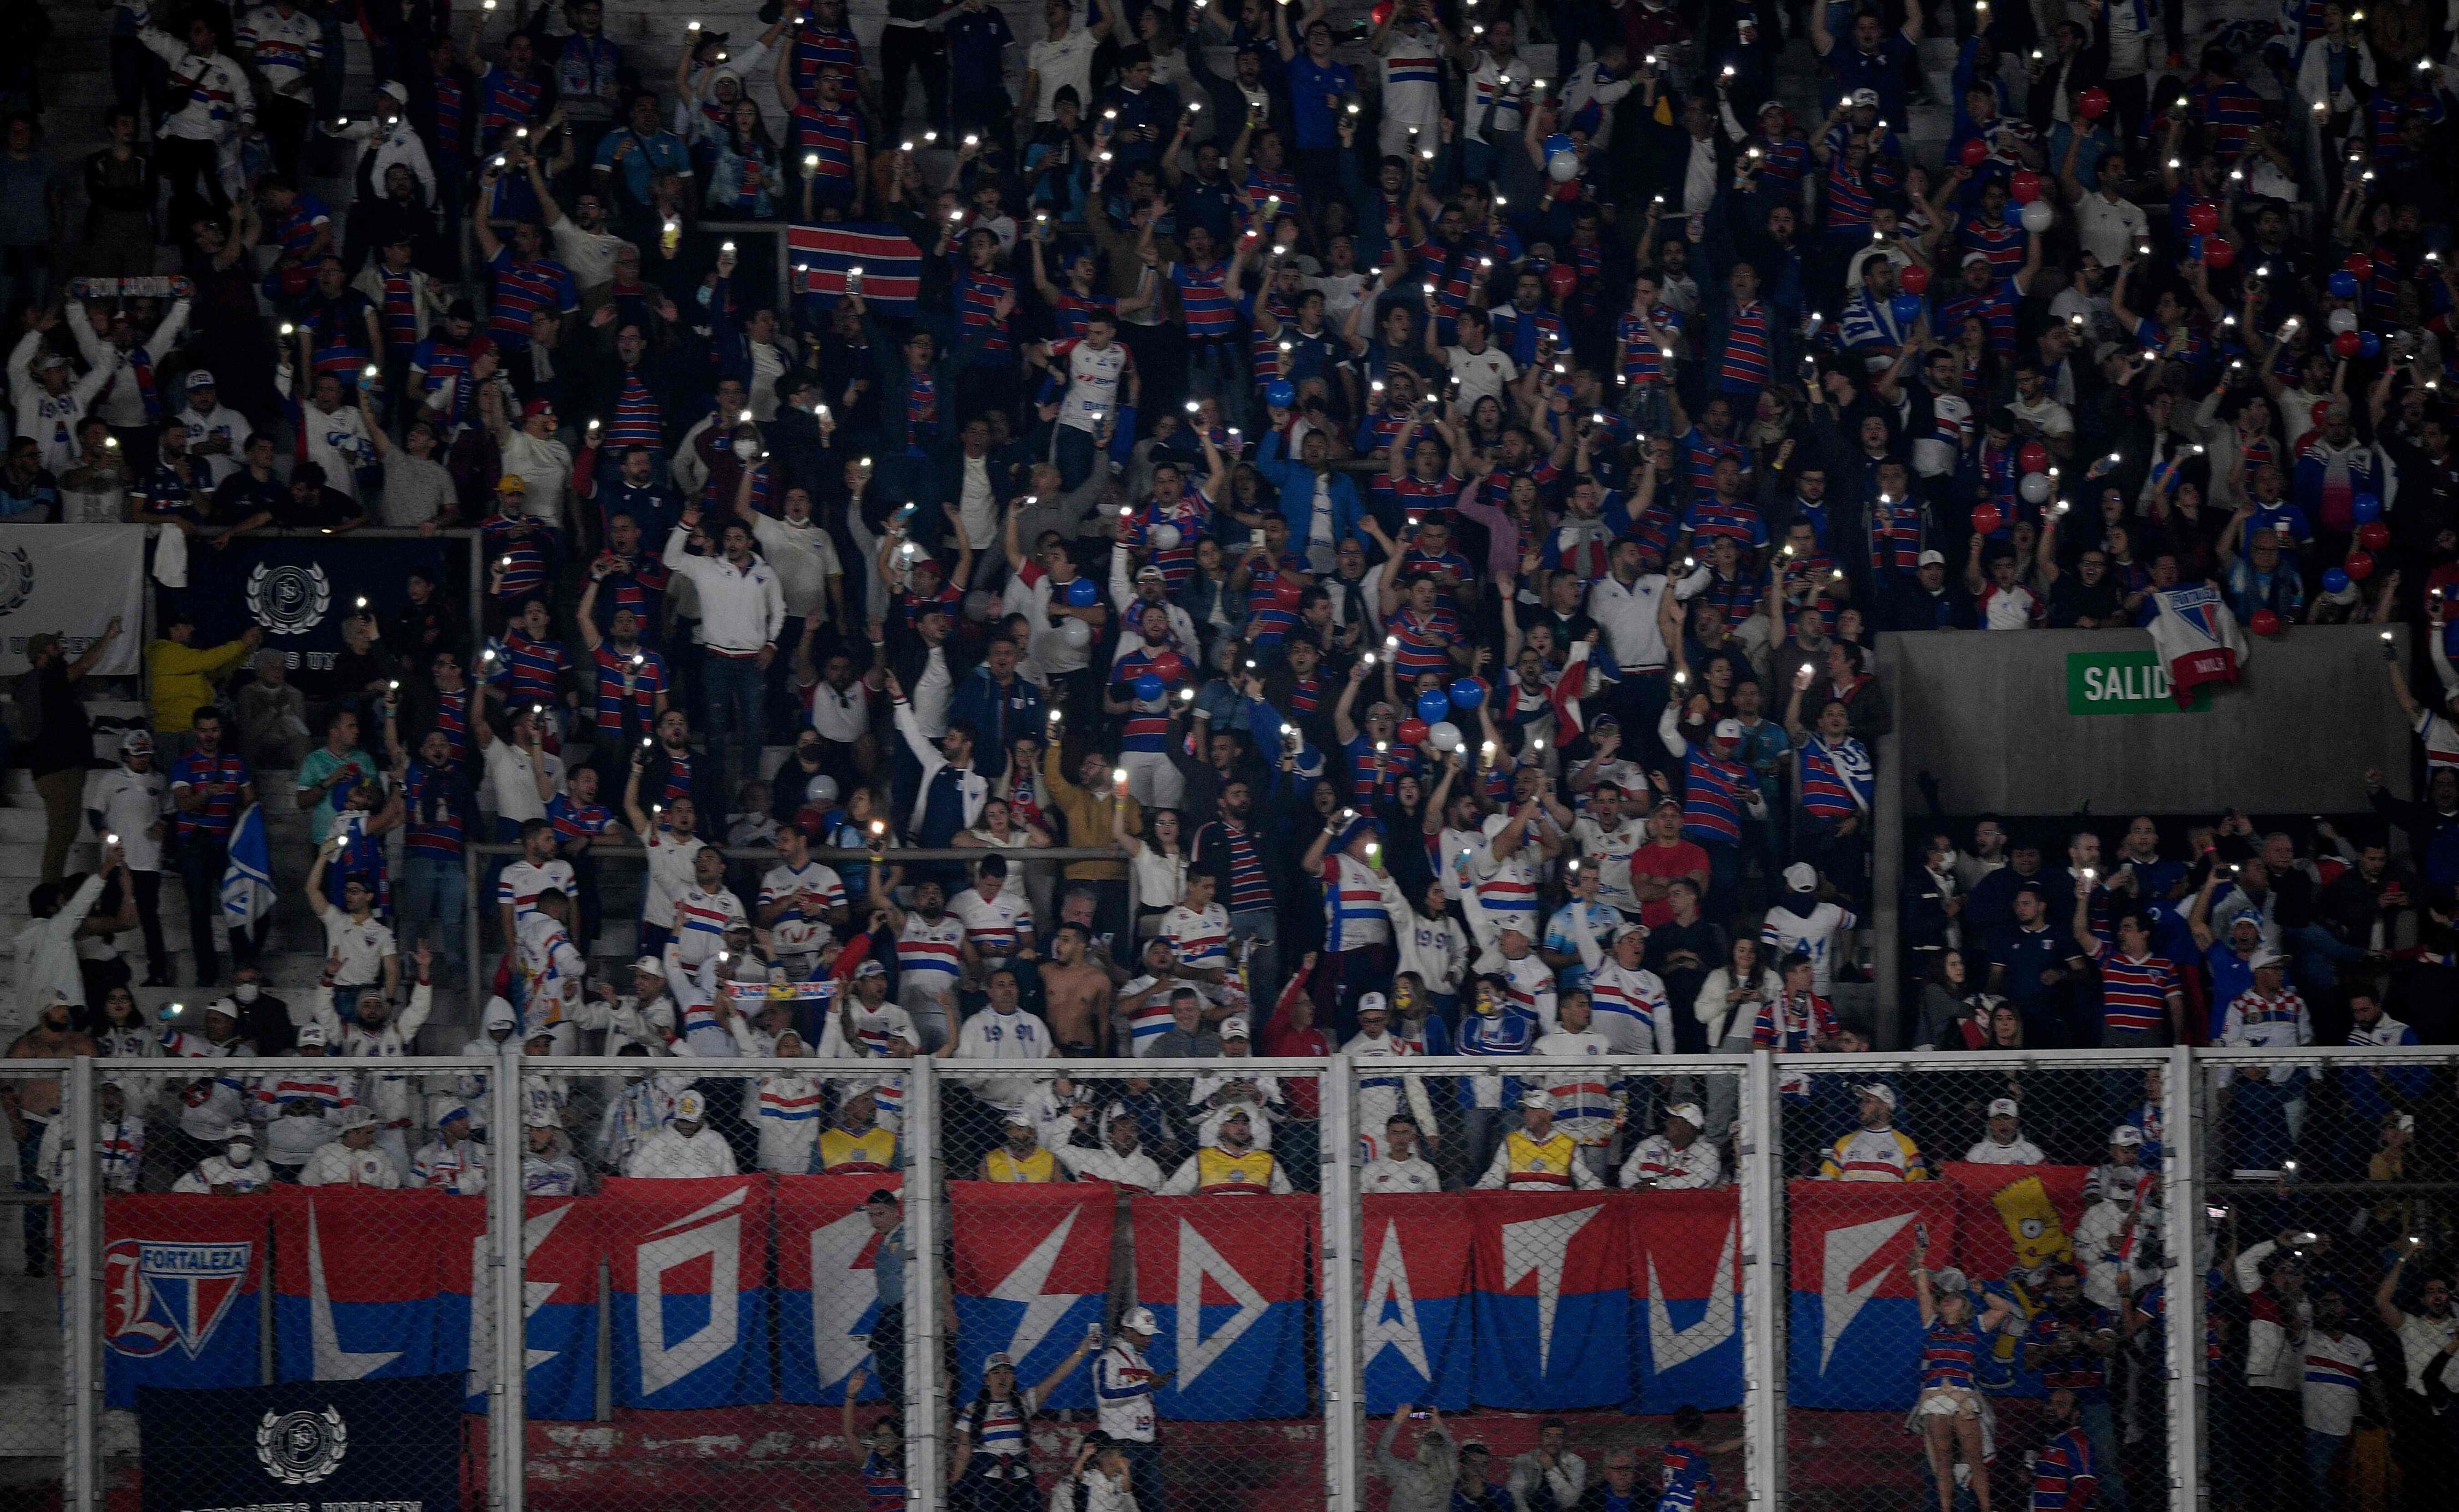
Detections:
[952, 1293, 1106, 1410]
[1634, 1293, 1746, 1411]
[1145, 1299, 1311, 1420]
[1470, 1289, 1631, 1410]
[523, 1301, 599, 1420]
[611, 1290, 773, 1408]
[789, 223, 922, 316]
[775, 1289, 890, 1406]
[1362, 1293, 1472, 1414]
[1786, 1292, 1925, 1409]
[275, 1296, 444, 1382]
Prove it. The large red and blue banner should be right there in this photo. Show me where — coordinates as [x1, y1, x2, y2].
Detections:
[1469, 1191, 1631, 1410]
[789, 223, 923, 315]
[1360, 1193, 1475, 1414]
[1627, 1189, 1745, 1414]
[599, 1177, 774, 1410]
[776, 1174, 902, 1406]
[951, 1181, 1115, 1410]
[272, 1191, 484, 1386]
[102, 1195, 268, 1409]
[1131, 1194, 1315, 1421]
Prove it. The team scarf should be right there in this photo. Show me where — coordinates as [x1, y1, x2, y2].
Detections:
[1802, 733, 1875, 814]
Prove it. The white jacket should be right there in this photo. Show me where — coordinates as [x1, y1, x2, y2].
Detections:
[317, 982, 434, 1127]
[662, 527, 785, 654]
[626, 1124, 739, 1178]
[67, 297, 190, 430]
[299, 1139, 404, 1187]
[9, 874, 105, 1037]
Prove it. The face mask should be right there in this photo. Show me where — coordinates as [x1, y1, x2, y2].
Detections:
[233, 984, 260, 1003]
[732, 438, 760, 461]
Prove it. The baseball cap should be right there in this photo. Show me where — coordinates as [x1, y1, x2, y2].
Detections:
[438, 1104, 473, 1127]
[120, 729, 153, 755]
[983, 1352, 1015, 1373]
[333, 1104, 378, 1129]
[496, 473, 528, 494]
[1784, 862, 1817, 892]
[675, 1090, 708, 1122]
[33, 349, 67, 373]
[1521, 1089, 1554, 1110]
[1713, 718, 1744, 740]
[1611, 922, 1649, 944]
[296, 1022, 327, 1047]
[2110, 1125, 2145, 1147]
[1858, 1083, 1897, 1110]
[1220, 1015, 1250, 1040]
[1667, 1102, 1706, 1127]
[521, 399, 556, 420]
[1961, 251, 1991, 268]
[1357, 991, 1389, 1017]
[184, 369, 216, 390]
[524, 1108, 561, 1129]
[1987, 1097, 2020, 1119]
[853, 959, 889, 979]
[1917, 548, 1946, 567]
[380, 79, 409, 103]
[1136, 564, 1166, 583]
[1122, 1305, 1159, 1334]
[203, 996, 240, 1020]
[1850, 87, 1879, 107]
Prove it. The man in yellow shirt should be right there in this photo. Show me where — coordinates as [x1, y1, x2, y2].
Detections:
[983, 1111, 1060, 1182]
[1160, 1105, 1292, 1193]
[145, 612, 260, 757]
[1476, 1091, 1605, 1191]
[818, 1087, 901, 1174]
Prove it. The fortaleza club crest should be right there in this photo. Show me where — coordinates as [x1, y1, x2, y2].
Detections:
[101, 1238, 252, 1358]
[246, 561, 333, 636]
[256, 1405, 349, 1485]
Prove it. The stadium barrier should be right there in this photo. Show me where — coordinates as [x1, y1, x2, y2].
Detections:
[53, 1044, 2459, 1512]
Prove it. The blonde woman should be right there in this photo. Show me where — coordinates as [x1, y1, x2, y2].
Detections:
[1910, 1233, 2016, 1512]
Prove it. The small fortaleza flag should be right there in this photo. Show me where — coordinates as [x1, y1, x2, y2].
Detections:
[2147, 584, 2250, 706]
[789, 223, 922, 315]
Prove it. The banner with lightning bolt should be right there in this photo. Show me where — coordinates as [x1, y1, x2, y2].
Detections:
[776, 1174, 905, 1406]
[271, 1190, 485, 1389]
[1131, 1195, 1316, 1420]
[949, 1181, 1116, 1410]
[1627, 1189, 1745, 1412]
[1360, 1194, 1474, 1414]
[1785, 1180, 1960, 1409]
[1467, 1191, 1630, 1410]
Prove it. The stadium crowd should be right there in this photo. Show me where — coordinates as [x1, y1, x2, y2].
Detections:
[0, 0, 2454, 1502]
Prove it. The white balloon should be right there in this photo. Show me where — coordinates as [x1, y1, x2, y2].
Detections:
[1059, 617, 1093, 649]
[804, 774, 840, 805]
[1150, 523, 1183, 551]
[2019, 471, 2054, 504]
[2328, 307, 2359, 335]
[1428, 720, 1462, 752]
[2020, 199, 2054, 234]
[1548, 151, 1580, 183]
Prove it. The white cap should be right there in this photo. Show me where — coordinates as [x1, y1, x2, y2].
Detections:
[1987, 1097, 2020, 1119]
[2110, 1124, 2144, 1147]
[1858, 1083, 1897, 1111]
[524, 1109, 561, 1129]
[1521, 1089, 1554, 1110]
[675, 1090, 708, 1122]
[1356, 992, 1389, 1017]
[1713, 718, 1744, 740]
[1220, 1015, 1250, 1040]
[2249, 948, 2286, 970]
[295, 1021, 327, 1046]
[1667, 1102, 1705, 1128]
[333, 1104, 379, 1130]
[634, 955, 667, 979]
[1961, 251, 1992, 268]
[1784, 862, 1817, 892]
[1121, 1305, 1158, 1335]
[1918, 549, 1946, 567]
[1850, 87, 1879, 106]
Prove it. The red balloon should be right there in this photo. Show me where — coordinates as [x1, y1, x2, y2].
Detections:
[2358, 521, 2391, 551]
[2249, 609, 2281, 637]
[2078, 86, 2111, 120]
[2009, 169, 2044, 204]
[1546, 264, 1579, 301]
[2202, 236, 2236, 269]
[2311, 399, 2338, 429]
[1960, 138, 1990, 168]
[1397, 718, 1431, 747]
[1972, 503, 2005, 536]
[2345, 253, 2373, 283]
[2187, 201, 2220, 236]
[2333, 330, 2363, 359]
[1899, 262, 1931, 295]
[2017, 441, 2050, 474]
[1148, 651, 1186, 684]
[2346, 550, 2377, 581]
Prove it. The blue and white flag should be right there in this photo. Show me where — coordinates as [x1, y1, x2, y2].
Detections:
[220, 803, 274, 932]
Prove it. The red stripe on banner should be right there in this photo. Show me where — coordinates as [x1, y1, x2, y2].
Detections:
[1361, 1193, 1472, 1301]
[773, 1173, 901, 1290]
[1942, 1163, 2091, 1280]
[593, 1177, 772, 1298]
[1466, 1190, 1627, 1297]
[1785, 1180, 1961, 1298]
[1130, 1194, 1314, 1306]
[1626, 1187, 1743, 1301]
[950, 1180, 1117, 1295]
[270, 1188, 485, 1304]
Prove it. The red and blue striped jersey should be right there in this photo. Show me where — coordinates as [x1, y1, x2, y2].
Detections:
[861, 1450, 903, 1512]
[431, 685, 472, 764]
[1678, 427, 1751, 499]
[1389, 606, 1461, 679]
[597, 551, 670, 627]
[1797, 736, 1864, 821]
[1204, 819, 1273, 912]
[1678, 745, 1749, 845]
[1681, 496, 1766, 549]
[2090, 943, 2179, 1034]
[1132, 489, 1210, 592]
[952, 268, 1015, 357]
[790, 19, 862, 98]
[1824, 151, 1881, 230]
[791, 100, 866, 181]
[496, 630, 569, 707]
[271, 196, 330, 262]
[901, 373, 940, 452]
[1344, 733, 1415, 803]
[169, 750, 250, 839]
[1170, 261, 1238, 339]
[1109, 646, 1179, 752]
[2031, 1426, 2097, 1512]
[2196, 79, 2264, 155]
[1050, 289, 1110, 340]
[483, 247, 578, 352]
[1373, 470, 1461, 523]
[657, 748, 697, 808]
[1961, 216, 2026, 278]
[605, 368, 663, 450]
[1717, 301, 1773, 390]
[1869, 496, 1925, 574]
[1658, 1442, 1718, 1512]
[373, 271, 418, 347]
[546, 794, 616, 851]
[591, 644, 668, 734]
[1617, 305, 1681, 385]
[410, 332, 481, 400]
[1410, 238, 1478, 323]
[2027, 1307, 2114, 1397]
[1241, 166, 1301, 223]
[1757, 134, 1812, 192]
[896, 915, 966, 985]
[403, 759, 466, 858]
[478, 66, 544, 148]
[304, 291, 375, 380]
[432, 73, 467, 156]
[1922, 1320, 1986, 1389]
[1943, 278, 2020, 357]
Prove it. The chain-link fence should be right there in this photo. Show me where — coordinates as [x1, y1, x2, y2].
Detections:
[0, 1063, 69, 1505]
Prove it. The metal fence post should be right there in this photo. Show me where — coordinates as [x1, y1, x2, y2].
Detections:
[1320, 1056, 1360, 1512]
[490, 1055, 526, 1512]
[2166, 1046, 2203, 1512]
[904, 1059, 947, 1511]
[64, 1055, 99, 1512]
[1741, 1049, 1786, 1512]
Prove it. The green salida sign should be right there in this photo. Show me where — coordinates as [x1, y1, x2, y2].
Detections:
[2067, 650, 2210, 714]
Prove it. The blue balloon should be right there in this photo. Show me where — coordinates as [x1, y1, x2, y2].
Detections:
[1264, 380, 1297, 409]
[2187, 234, 2205, 261]
[1066, 576, 1099, 607]
[1889, 293, 1925, 328]
[2351, 492, 2383, 523]
[1133, 672, 1166, 702]
[1449, 677, 1486, 712]
[2329, 270, 2360, 299]
[2323, 567, 2352, 594]
[1542, 132, 1575, 161]
[2360, 331, 2382, 359]
[1416, 689, 1451, 725]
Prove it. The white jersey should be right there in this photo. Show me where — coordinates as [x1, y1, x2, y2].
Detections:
[1963, 1136, 2048, 1164]
[1092, 1341, 1159, 1442]
[626, 1125, 740, 1179]
[515, 911, 586, 1033]
[178, 402, 253, 484]
[1344, 1028, 1437, 1157]
[1586, 961, 1675, 1056]
[1057, 337, 1134, 434]
[173, 1154, 273, 1193]
[90, 767, 168, 872]
[1759, 902, 1858, 997]
[497, 858, 576, 925]
[1572, 815, 1647, 915]
[410, 1136, 488, 1192]
[1619, 1134, 1724, 1189]
[296, 400, 374, 502]
[950, 886, 1036, 965]
[1375, 27, 1445, 138]
[1360, 1153, 1442, 1193]
[299, 1139, 403, 1188]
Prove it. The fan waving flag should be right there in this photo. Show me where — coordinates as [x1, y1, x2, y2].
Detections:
[790, 223, 922, 316]
[220, 803, 273, 936]
[950, 1181, 1114, 1410]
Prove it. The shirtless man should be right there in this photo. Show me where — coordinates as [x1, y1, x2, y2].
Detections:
[1038, 921, 1115, 1057]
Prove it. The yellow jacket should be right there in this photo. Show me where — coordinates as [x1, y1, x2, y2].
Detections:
[146, 636, 254, 734]
[1041, 743, 1137, 881]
